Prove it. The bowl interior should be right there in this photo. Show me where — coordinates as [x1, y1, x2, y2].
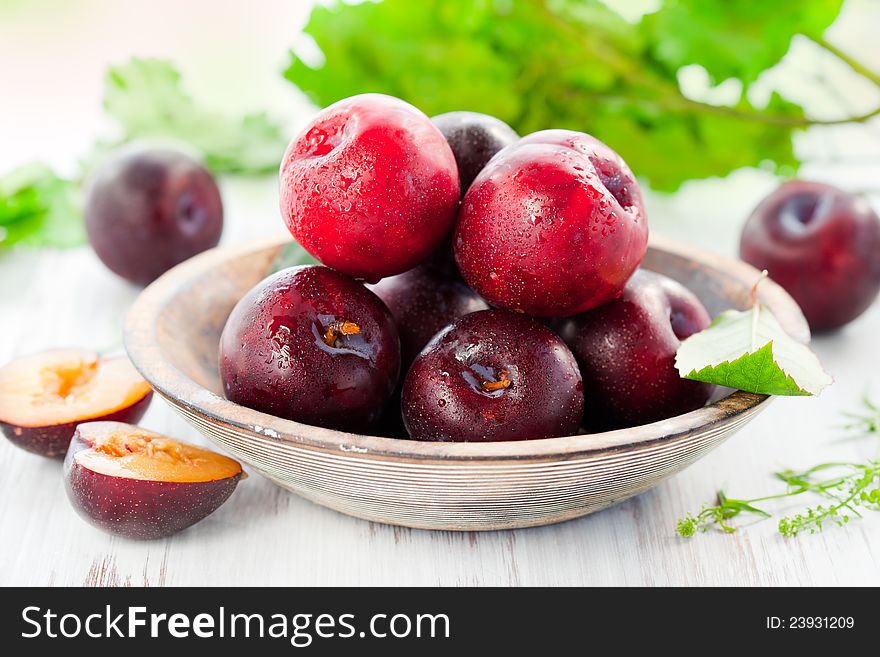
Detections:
[127, 234, 809, 459]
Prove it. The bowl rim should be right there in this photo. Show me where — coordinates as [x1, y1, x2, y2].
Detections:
[124, 233, 809, 463]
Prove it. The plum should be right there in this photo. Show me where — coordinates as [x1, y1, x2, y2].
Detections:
[280, 94, 460, 282]
[402, 309, 583, 442]
[431, 111, 519, 196]
[65, 422, 242, 539]
[219, 265, 400, 431]
[454, 129, 648, 317]
[740, 180, 880, 331]
[368, 263, 488, 371]
[557, 270, 714, 430]
[0, 349, 152, 458]
[85, 146, 223, 286]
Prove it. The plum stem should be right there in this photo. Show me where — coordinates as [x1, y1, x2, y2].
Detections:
[481, 369, 512, 392]
[322, 320, 361, 347]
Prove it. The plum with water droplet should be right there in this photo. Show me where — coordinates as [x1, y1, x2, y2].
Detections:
[401, 309, 583, 442]
[219, 265, 400, 431]
[85, 145, 223, 286]
[368, 262, 488, 371]
[279, 94, 460, 282]
[557, 270, 713, 431]
[454, 129, 648, 317]
[740, 180, 880, 331]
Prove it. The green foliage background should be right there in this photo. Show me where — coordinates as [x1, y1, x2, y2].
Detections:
[285, 0, 847, 191]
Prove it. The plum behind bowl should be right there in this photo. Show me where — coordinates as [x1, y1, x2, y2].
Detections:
[124, 235, 809, 531]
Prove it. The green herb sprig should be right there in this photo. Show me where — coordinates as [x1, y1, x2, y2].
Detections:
[677, 396, 880, 538]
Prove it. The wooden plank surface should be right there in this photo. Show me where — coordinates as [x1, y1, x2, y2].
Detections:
[2, 0, 879, 587]
[1, 174, 878, 586]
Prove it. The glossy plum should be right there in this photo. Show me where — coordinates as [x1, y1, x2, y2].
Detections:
[280, 94, 460, 282]
[557, 270, 713, 430]
[65, 422, 242, 539]
[431, 111, 519, 196]
[85, 146, 223, 285]
[740, 180, 880, 331]
[402, 310, 583, 442]
[454, 129, 648, 317]
[219, 265, 400, 431]
[368, 263, 488, 371]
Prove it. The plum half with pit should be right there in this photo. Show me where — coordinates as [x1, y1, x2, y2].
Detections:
[432, 111, 519, 196]
[557, 270, 714, 431]
[454, 129, 648, 317]
[280, 94, 460, 282]
[0, 349, 152, 458]
[85, 146, 223, 286]
[402, 310, 583, 442]
[65, 422, 242, 539]
[740, 180, 880, 331]
[219, 265, 400, 431]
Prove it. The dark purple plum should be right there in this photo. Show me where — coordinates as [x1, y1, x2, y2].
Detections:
[402, 310, 583, 442]
[368, 264, 489, 371]
[740, 180, 880, 331]
[65, 422, 242, 539]
[219, 265, 400, 432]
[85, 146, 224, 285]
[432, 111, 519, 196]
[557, 270, 713, 431]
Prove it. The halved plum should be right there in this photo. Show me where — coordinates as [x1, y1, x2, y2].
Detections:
[0, 349, 153, 458]
[64, 422, 243, 540]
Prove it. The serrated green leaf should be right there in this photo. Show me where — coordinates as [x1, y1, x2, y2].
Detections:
[104, 58, 287, 174]
[675, 305, 832, 396]
[0, 164, 85, 249]
[642, 0, 843, 86]
[284, 0, 835, 190]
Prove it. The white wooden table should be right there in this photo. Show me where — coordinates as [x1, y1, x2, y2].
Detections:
[2, 0, 880, 587]
[1, 169, 879, 587]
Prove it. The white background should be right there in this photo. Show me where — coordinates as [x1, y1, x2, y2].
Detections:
[1, 0, 879, 585]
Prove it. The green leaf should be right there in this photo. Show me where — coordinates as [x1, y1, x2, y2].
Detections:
[0, 164, 85, 249]
[267, 240, 318, 275]
[104, 58, 287, 174]
[283, 0, 844, 191]
[675, 305, 832, 396]
[642, 0, 843, 86]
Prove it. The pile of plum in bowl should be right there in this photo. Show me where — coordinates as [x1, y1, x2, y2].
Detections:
[116, 93, 825, 531]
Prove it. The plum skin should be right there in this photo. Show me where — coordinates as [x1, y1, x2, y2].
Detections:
[368, 263, 489, 371]
[85, 146, 224, 286]
[219, 265, 400, 432]
[280, 93, 460, 282]
[740, 180, 880, 331]
[0, 391, 152, 459]
[557, 270, 714, 431]
[454, 129, 648, 317]
[402, 309, 584, 442]
[368, 263, 488, 437]
[63, 427, 240, 540]
[431, 111, 519, 196]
